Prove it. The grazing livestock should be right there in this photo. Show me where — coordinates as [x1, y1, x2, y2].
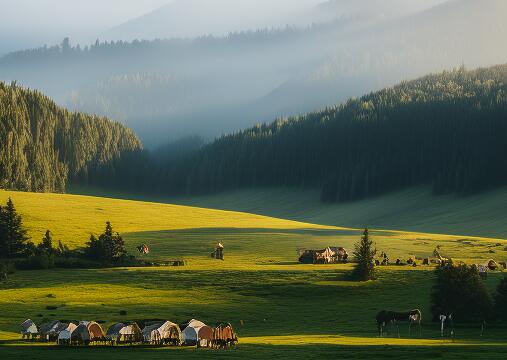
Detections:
[439, 314, 454, 338]
[20, 319, 38, 340]
[376, 309, 422, 337]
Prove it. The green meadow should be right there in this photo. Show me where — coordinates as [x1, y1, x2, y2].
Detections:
[1, 190, 507, 359]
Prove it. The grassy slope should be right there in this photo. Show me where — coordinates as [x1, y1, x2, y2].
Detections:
[0, 190, 335, 249]
[0, 190, 506, 359]
[171, 186, 507, 239]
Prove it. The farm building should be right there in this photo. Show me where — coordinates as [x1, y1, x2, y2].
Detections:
[298, 246, 349, 264]
[142, 320, 182, 345]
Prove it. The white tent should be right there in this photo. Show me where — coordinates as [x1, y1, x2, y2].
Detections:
[20, 319, 38, 339]
[57, 323, 78, 344]
[143, 321, 181, 344]
[181, 319, 207, 346]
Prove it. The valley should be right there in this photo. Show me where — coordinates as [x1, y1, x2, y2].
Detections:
[0, 190, 506, 358]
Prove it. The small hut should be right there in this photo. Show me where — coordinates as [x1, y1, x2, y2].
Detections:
[142, 321, 182, 345]
[20, 319, 38, 339]
[106, 322, 143, 344]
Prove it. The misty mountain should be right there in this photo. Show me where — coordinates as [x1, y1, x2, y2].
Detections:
[104, 0, 323, 41]
[0, 0, 506, 147]
[306, 0, 448, 24]
[153, 63, 507, 202]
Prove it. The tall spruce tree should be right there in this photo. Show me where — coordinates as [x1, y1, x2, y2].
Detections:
[0, 198, 28, 258]
[38, 230, 54, 254]
[352, 228, 377, 281]
[98, 222, 126, 264]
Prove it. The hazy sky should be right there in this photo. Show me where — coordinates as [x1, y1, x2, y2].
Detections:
[0, 0, 171, 30]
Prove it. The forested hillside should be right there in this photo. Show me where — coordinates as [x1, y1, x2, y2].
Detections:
[0, 81, 142, 192]
[158, 65, 507, 202]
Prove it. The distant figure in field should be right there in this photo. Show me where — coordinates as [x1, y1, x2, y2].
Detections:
[376, 309, 422, 337]
[137, 244, 150, 255]
[211, 243, 224, 260]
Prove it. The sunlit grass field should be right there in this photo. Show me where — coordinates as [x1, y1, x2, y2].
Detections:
[0, 190, 507, 359]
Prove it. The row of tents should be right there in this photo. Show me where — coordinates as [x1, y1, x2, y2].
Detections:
[20, 318, 238, 348]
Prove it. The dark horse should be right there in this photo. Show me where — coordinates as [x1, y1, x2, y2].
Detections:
[376, 309, 422, 337]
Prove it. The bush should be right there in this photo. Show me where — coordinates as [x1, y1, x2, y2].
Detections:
[15, 253, 55, 270]
[494, 276, 507, 322]
[53, 257, 101, 269]
[431, 262, 493, 322]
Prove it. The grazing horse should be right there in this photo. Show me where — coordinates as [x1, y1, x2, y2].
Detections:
[376, 309, 422, 337]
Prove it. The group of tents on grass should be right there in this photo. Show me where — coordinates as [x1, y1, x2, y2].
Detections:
[20, 318, 238, 348]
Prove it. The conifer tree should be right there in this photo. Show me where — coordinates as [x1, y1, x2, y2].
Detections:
[98, 222, 126, 264]
[38, 230, 54, 254]
[352, 228, 377, 281]
[0, 198, 28, 258]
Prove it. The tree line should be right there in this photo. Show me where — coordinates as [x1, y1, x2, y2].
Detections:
[147, 64, 507, 202]
[0, 197, 137, 272]
[0, 81, 142, 192]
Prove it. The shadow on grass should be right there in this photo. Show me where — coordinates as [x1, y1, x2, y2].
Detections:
[1, 343, 507, 360]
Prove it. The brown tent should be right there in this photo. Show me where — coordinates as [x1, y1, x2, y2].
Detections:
[196, 325, 214, 348]
[71, 321, 106, 344]
[212, 323, 238, 348]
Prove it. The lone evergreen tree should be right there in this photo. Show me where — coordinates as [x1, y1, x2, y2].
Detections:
[352, 228, 377, 281]
[38, 230, 54, 254]
[0, 198, 28, 258]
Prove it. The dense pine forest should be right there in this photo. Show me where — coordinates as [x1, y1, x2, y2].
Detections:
[156, 64, 507, 202]
[2, 64, 507, 203]
[0, 81, 142, 192]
